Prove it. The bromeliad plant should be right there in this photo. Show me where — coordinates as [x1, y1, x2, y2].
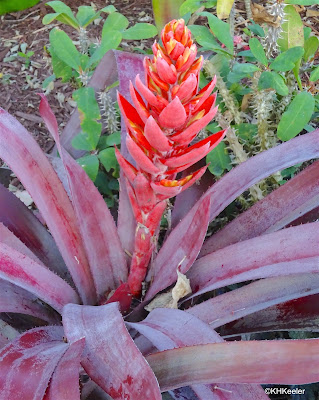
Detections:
[1, 19, 319, 400]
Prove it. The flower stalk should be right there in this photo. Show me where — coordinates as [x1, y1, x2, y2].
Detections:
[117, 19, 226, 296]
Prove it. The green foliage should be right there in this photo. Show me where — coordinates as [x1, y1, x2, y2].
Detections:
[258, 72, 288, 96]
[180, 0, 217, 16]
[310, 66, 319, 82]
[304, 36, 319, 61]
[249, 38, 268, 67]
[50, 28, 81, 71]
[277, 92, 315, 141]
[270, 47, 304, 72]
[200, 12, 234, 53]
[77, 155, 99, 181]
[0, 0, 40, 15]
[206, 142, 231, 176]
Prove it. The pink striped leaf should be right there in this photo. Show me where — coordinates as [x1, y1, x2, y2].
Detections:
[145, 196, 211, 301]
[203, 129, 319, 223]
[62, 303, 161, 400]
[188, 273, 319, 330]
[128, 308, 268, 399]
[0, 243, 79, 313]
[39, 95, 128, 299]
[0, 108, 95, 304]
[220, 294, 319, 337]
[0, 184, 68, 281]
[147, 339, 319, 390]
[187, 222, 319, 298]
[46, 338, 85, 400]
[201, 159, 319, 256]
[0, 326, 66, 400]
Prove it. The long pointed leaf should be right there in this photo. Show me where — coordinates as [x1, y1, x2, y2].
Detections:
[0, 184, 68, 281]
[0, 278, 60, 323]
[62, 303, 161, 400]
[46, 338, 85, 400]
[147, 339, 319, 390]
[188, 223, 319, 297]
[203, 129, 319, 223]
[39, 95, 128, 299]
[0, 109, 95, 304]
[201, 160, 319, 256]
[0, 326, 66, 400]
[0, 243, 79, 313]
[221, 294, 319, 337]
[189, 273, 319, 330]
[145, 196, 211, 301]
[129, 309, 268, 400]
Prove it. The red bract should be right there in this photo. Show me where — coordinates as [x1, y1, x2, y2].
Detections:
[117, 19, 225, 296]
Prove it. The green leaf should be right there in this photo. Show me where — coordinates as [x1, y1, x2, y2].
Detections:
[77, 155, 99, 181]
[188, 25, 221, 50]
[247, 22, 265, 37]
[0, 0, 40, 14]
[180, 0, 201, 15]
[235, 123, 257, 144]
[42, 74, 56, 89]
[258, 71, 289, 96]
[232, 63, 260, 75]
[99, 148, 118, 172]
[49, 28, 81, 71]
[270, 46, 304, 72]
[42, 12, 60, 25]
[216, 0, 235, 19]
[102, 12, 129, 36]
[73, 87, 102, 150]
[206, 141, 231, 176]
[277, 5, 304, 52]
[100, 5, 117, 14]
[50, 48, 73, 82]
[200, 12, 234, 53]
[45, 1, 79, 28]
[76, 6, 99, 27]
[106, 132, 121, 146]
[286, 0, 319, 5]
[277, 92, 315, 141]
[310, 66, 319, 82]
[88, 31, 122, 67]
[304, 36, 319, 61]
[122, 23, 158, 40]
[248, 38, 268, 66]
[304, 27, 312, 41]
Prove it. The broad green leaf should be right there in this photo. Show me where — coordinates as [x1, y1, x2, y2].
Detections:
[0, 0, 40, 14]
[232, 63, 260, 75]
[258, 71, 289, 96]
[102, 12, 129, 36]
[188, 25, 221, 50]
[248, 38, 268, 66]
[73, 87, 102, 150]
[206, 141, 232, 176]
[42, 12, 60, 25]
[247, 22, 265, 37]
[286, 0, 319, 4]
[122, 23, 158, 40]
[77, 155, 99, 181]
[49, 28, 81, 71]
[277, 92, 315, 141]
[235, 123, 257, 144]
[45, 1, 79, 28]
[270, 46, 304, 71]
[304, 36, 319, 61]
[88, 31, 122, 67]
[100, 5, 117, 14]
[304, 26, 312, 41]
[50, 48, 73, 82]
[72, 132, 96, 151]
[310, 66, 319, 82]
[99, 148, 118, 172]
[180, 0, 201, 15]
[216, 0, 235, 19]
[277, 5, 304, 52]
[76, 6, 98, 27]
[106, 132, 121, 146]
[200, 12, 234, 53]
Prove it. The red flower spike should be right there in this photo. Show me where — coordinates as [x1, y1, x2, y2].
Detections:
[144, 116, 172, 152]
[156, 57, 177, 85]
[126, 136, 161, 175]
[158, 97, 187, 129]
[114, 147, 138, 185]
[117, 20, 223, 297]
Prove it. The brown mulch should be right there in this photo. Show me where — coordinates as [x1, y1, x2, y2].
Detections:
[0, 0, 153, 154]
[0, 0, 318, 157]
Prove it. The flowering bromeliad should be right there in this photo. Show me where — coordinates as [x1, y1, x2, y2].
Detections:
[116, 19, 226, 297]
